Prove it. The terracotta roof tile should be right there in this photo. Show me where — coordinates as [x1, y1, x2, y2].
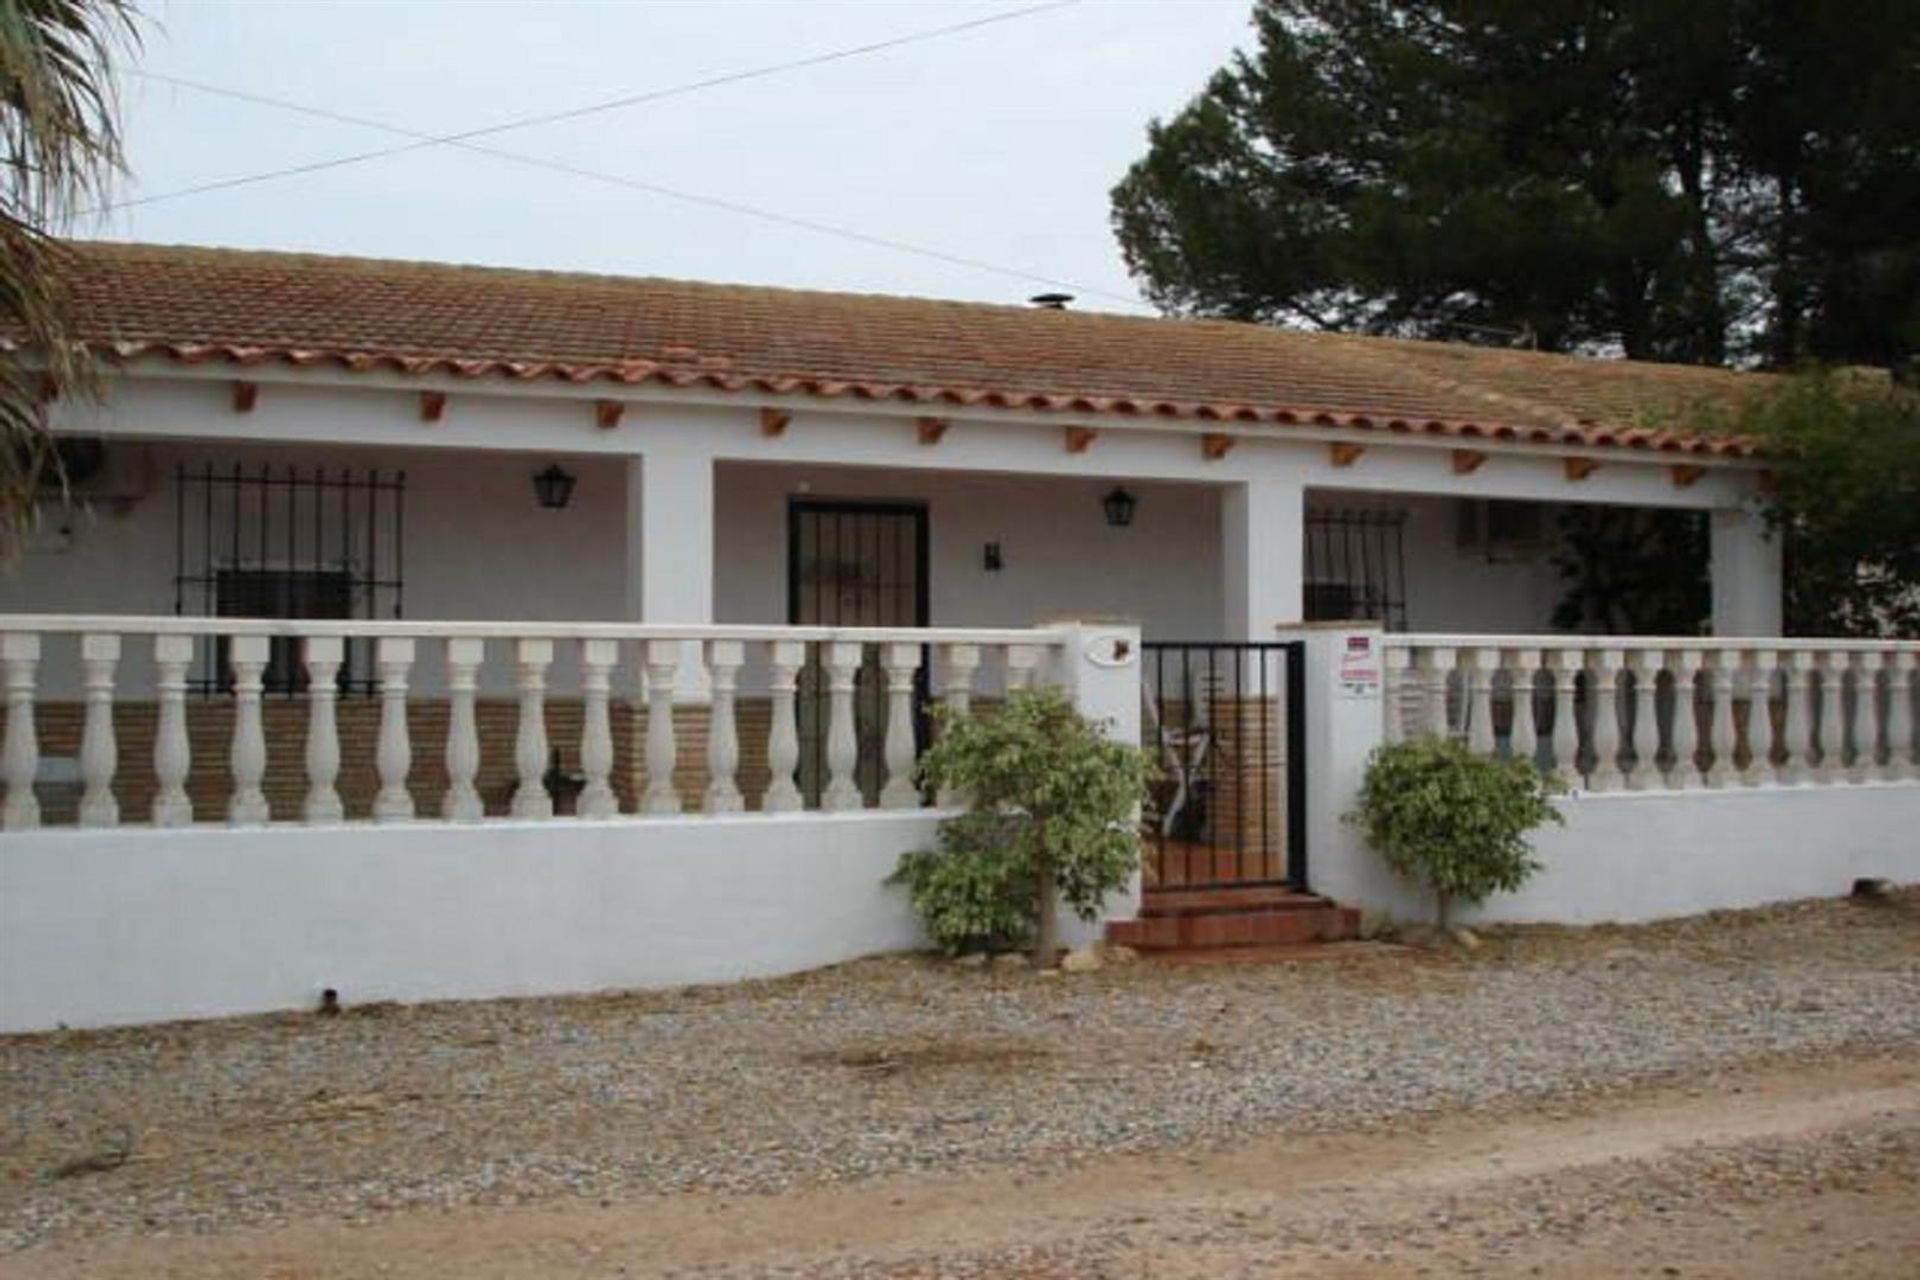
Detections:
[36, 241, 1765, 457]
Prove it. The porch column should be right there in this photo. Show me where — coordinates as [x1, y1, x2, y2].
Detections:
[1709, 506, 1783, 637]
[626, 445, 715, 700]
[1221, 477, 1305, 642]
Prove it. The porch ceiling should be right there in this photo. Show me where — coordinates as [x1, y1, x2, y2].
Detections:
[35, 240, 1765, 458]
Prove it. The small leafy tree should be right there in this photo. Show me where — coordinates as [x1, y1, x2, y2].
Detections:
[1551, 505, 1709, 636]
[1738, 372, 1920, 637]
[888, 687, 1153, 966]
[1345, 738, 1563, 931]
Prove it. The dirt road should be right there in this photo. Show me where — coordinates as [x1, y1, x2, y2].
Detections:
[10, 1054, 1915, 1279]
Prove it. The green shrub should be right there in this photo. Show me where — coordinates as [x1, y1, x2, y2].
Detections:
[1344, 738, 1564, 929]
[887, 687, 1153, 964]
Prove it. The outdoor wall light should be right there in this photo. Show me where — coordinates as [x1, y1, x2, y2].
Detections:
[1102, 486, 1137, 528]
[533, 464, 578, 510]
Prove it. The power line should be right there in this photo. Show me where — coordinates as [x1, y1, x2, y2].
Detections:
[99, 19, 1148, 308]
[90, 0, 1080, 217]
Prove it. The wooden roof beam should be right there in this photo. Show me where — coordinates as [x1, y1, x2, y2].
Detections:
[1564, 456, 1601, 482]
[917, 416, 950, 446]
[760, 407, 791, 437]
[1329, 441, 1365, 468]
[1065, 426, 1098, 454]
[1201, 433, 1235, 461]
[231, 381, 258, 414]
[594, 400, 624, 430]
[420, 391, 447, 423]
[1451, 448, 1486, 475]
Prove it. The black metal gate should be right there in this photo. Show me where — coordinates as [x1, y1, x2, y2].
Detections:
[1141, 641, 1306, 891]
[787, 498, 930, 806]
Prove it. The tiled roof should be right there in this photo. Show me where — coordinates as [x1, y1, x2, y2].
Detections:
[43, 240, 1765, 457]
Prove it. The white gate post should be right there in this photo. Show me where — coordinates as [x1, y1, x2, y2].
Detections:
[1044, 621, 1144, 947]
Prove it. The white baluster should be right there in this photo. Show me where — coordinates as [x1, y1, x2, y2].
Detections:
[510, 638, 554, 819]
[879, 643, 923, 809]
[1781, 650, 1816, 785]
[303, 636, 345, 824]
[1851, 652, 1883, 784]
[1422, 646, 1456, 739]
[1504, 649, 1539, 768]
[77, 633, 121, 828]
[936, 643, 980, 806]
[373, 637, 415, 822]
[1004, 643, 1043, 693]
[642, 639, 682, 814]
[822, 640, 864, 811]
[762, 640, 805, 813]
[1706, 649, 1741, 788]
[1548, 649, 1582, 786]
[2, 633, 41, 830]
[1384, 646, 1412, 744]
[1887, 651, 1916, 782]
[440, 637, 484, 821]
[1665, 649, 1703, 790]
[1743, 650, 1779, 787]
[1587, 649, 1625, 792]
[1814, 651, 1846, 784]
[1465, 647, 1498, 757]
[1627, 650, 1662, 790]
[151, 633, 194, 827]
[703, 640, 745, 814]
[940, 643, 980, 721]
[579, 639, 622, 818]
[226, 635, 271, 825]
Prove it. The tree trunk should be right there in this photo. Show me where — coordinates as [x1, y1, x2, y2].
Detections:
[1031, 857, 1060, 968]
[1435, 889, 1452, 934]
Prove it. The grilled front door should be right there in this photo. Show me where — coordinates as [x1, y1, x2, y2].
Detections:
[787, 499, 930, 805]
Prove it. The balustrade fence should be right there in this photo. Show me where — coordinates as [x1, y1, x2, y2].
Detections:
[0, 617, 1062, 830]
[1383, 636, 1920, 791]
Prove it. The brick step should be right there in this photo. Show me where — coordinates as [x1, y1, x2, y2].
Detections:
[1107, 902, 1360, 951]
[1140, 887, 1330, 917]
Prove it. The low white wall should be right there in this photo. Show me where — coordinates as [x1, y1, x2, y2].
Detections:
[1490, 786, 1920, 924]
[0, 812, 940, 1034]
[1318, 783, 1920, 927]
[1283, 624, 1920, 927]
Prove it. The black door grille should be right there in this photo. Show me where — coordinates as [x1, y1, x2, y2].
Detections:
[786, 498, 930, 806]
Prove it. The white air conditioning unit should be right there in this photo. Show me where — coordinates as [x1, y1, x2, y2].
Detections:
[35, 437, 152, 508]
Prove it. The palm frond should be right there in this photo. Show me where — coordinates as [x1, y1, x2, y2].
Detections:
[0, 0, 140, 557]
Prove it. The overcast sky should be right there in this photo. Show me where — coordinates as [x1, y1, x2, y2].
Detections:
[89, 1, 1256, 315]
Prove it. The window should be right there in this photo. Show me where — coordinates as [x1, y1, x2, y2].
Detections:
[1457, 499, 1549, 561]
[175, 463, 404, 695]
[1304, 508, 1409, 630]
[215, 568, 354, 694]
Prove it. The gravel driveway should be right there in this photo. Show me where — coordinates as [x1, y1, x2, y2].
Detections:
[3, 890, 1917, 1254]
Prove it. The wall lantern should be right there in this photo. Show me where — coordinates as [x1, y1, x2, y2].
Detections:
[1102, 486, 1137, 528]
[533, 464, 577, 510]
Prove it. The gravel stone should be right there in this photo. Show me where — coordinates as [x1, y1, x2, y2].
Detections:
[2, 889, 1916, 1252]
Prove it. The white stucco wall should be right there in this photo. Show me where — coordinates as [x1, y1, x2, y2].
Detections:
[7, 439, 629, 695]
[0, 812, 939, 1033]
[1284, 626, 1920, 927]
[715, 462, 1224, 638]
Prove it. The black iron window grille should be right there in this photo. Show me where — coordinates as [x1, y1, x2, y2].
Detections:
[1304, 507, 1409, 631]
[175, 463, 406, 695]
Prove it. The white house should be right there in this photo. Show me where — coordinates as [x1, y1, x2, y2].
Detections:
[1, 241, 1915, 1031]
